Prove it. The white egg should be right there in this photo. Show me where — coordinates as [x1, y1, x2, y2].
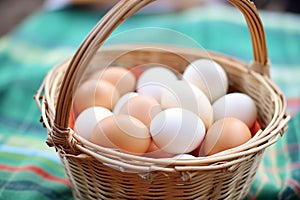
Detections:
[150, 108, 206, 154]
[212, 92, 257, 128]
[160, 80, 213, 129]
[173, 154, 196, 159]
[136, 82, 169, 103]
[113, 92, 138, 114]
[137, 66, 178, 88]
[75, 106, 113, 140]
[183, 59, 228, 103]
[136, 66, 178, 102]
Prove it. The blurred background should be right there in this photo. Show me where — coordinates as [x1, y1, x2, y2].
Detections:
[1, 0, 300, 36]
[0, 1, 299, 200]
[0, 0, 43, 36]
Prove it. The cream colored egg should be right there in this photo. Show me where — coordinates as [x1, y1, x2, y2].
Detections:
[136, 66, 178, 102]
[150, 108, 206, 154]
[183, 59, 228, 103]
[137, 66, 178, 88]
[74, 106, 113, 140]
[212, 92, 257, 128]
[161, 80, 213, 129]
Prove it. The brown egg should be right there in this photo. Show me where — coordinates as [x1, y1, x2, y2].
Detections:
[143, 140, 174, 158]
[118, 94, 163, 126]
[90, 114, 151, 155]
[203, 117, 252, 156]
[92, 67, 136, 96]
[73, 79, 120, 114]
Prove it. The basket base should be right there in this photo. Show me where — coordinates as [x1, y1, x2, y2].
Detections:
[60, 149, 264, 200]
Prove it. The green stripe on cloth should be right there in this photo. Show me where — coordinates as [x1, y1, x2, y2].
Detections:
[0, 3, 299, 199]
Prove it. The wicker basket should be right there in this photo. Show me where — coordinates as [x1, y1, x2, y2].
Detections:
[35, 0, 290, 199]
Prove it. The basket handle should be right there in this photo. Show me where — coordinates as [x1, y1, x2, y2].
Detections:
[52, 0, 269, 145]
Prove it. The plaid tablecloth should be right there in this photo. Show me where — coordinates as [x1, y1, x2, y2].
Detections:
[0, 3, 299, 200]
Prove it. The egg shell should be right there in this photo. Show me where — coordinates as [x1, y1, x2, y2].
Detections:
[91, 67, 136, 96]
[212, 92, 257, 128]
[173, 154, 196, 159]
[74, 106, 113, 140]
[137, 66, 178, 88]
[160, 80, 213, 130]
[73, 79, 120, 114]
[113, 92, 138, 114]
[183, 59, 228, 103]
[203, 117, 252, 156]
[137, 82, 170, 103]
[91, 114, 151, 155]
[118, 94, 163, 126]
[150, 108, 206, 154]
[143, 141, 175, 158]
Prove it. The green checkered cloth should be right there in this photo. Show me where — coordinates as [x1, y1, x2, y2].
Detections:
[0, 4, 299, 199]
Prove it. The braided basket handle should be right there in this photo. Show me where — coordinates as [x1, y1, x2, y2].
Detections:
[53, 0, 269, 143]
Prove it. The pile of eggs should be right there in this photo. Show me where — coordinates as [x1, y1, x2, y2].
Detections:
[69, 59, 261, 158]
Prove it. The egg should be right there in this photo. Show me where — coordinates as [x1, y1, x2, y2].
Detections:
[137, 82, 169, 103]
[118, 94, 163, 126]
[173, 154, 196, 159]
[150, 108, 206, 154]
[183, 59, 228, 102]
[113, 92, 138, 114]
[203, 117, 252, 156]
[74, 106, 113, 140]
[91, 114, 151, 155]
[73, 79, 120, 114]
[160, 80, 213, 129]
[91, 67, 136, 96]
[136, 66, 178, 102]
[143, 141, 174, 158]
[137, 66, 178, 88]
[212, 92, 257, 128]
